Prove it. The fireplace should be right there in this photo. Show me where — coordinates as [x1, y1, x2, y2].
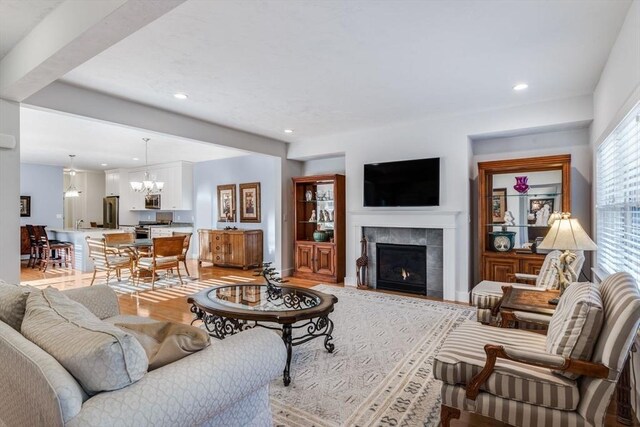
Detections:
[376, 243, 427, 295]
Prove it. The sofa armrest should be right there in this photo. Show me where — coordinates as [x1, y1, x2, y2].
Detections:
[511, 310, 551, 326]
[67, 328, 287, 427]
[62, 285, 120, 319]
[465, 344, 609, 400]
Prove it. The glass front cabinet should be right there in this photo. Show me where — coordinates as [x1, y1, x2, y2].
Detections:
[293, 174, 345, 283]
[478, 155, 571, 283]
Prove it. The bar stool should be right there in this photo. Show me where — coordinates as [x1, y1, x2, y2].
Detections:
[37, 227, 74, 272]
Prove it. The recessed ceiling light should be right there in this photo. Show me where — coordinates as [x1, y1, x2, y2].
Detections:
[513, 83, 529, 91]
[132, 157, 139, 161]
[284, 129, 294, 134]
[101, 163, 108, 167]
[173, 92, 188, 100]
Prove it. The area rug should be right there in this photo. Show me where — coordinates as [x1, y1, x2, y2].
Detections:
[270, 285, 475, 427]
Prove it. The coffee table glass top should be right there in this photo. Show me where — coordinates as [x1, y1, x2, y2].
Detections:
[208, 285, 321, 312]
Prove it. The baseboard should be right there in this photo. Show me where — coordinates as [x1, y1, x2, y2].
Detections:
[344, 276, 357, 287]
[280, 268, 294, 278]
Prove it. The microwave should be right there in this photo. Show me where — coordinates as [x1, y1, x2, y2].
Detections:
[145, 194, 161, 209]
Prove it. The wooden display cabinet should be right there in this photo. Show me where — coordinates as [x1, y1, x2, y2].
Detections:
[292, 174, 345, 283]
[478, 155, 571, 282]
[198, 229, 263, 270]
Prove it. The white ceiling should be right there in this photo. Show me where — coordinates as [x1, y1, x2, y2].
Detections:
[60, 0, 632, 141]
[0, 0, 64, 59]
[20, 107, 247, 170]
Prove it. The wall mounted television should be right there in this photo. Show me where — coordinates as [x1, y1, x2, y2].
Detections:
[364, 157, 440, 207]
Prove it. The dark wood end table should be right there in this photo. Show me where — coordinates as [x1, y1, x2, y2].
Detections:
[498, 285, 559, 328]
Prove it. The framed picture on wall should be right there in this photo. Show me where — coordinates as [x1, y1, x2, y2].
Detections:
[20, 196, 31, 217]
[491, 188, 507, 223]
[217, 184, 236, 222]
[239, 182, 261, 223]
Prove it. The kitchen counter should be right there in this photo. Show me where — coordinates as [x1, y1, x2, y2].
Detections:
[49, 228, 135, 273]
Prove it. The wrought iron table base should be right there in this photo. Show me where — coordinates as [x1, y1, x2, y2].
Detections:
[191, 306, 335, 386]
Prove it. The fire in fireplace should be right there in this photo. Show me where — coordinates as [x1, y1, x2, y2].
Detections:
[376, 243, 427, 295]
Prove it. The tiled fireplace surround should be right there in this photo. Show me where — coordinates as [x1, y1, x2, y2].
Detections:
[363, 227, 444, 298]
[347, 211, 461, 301]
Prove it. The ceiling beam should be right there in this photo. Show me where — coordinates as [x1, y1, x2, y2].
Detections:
[25, 82, 288, 158]
[0, 0, 186, 101]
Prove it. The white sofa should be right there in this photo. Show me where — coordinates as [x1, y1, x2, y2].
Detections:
[0, 285, 287, 427]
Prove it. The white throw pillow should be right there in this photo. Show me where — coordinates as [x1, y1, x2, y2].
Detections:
[21, 287, 148, 394]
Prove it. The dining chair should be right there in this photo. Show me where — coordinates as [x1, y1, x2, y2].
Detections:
[86, 237, 134, 285]
[38, 229, 74, 272]
[25, 224, 42, 268]
[172, 231, 193, 277]
[136, 236, 185, 289]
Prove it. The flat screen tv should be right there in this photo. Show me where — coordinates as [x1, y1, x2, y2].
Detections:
[364, 157, 440, 207]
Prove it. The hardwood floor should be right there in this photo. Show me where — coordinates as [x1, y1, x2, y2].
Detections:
[19, 260, 637, 427]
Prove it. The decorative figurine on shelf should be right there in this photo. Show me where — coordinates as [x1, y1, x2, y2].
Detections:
[356, 237, 369, 289]
[309, 209, 317, 222]
[535, 203, 551, 226]
[503, 210, 515, 226]
[513, 176, 530, 194]
[318, 210, 326, 222]
[223, 210, 237, 230]
[305, 190, 313, 201]
[326, 209, 333, 221]
[254, 262, 287, 296]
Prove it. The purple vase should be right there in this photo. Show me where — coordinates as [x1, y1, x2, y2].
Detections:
[513, 176, 529, 194]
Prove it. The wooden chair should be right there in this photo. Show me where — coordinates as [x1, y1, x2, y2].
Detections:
[136, 236, 184, 290]
[86, 237, 133, 285]
[25, 224, 42, 268]
[104, 232, 135, 255]
[38, 229, 74, 272]
[172, 231, 192, 277]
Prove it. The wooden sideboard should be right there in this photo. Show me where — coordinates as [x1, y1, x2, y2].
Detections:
[20, 226, 30, 255]
[483, 251, 545, 283]
[198, 229, 263, 270]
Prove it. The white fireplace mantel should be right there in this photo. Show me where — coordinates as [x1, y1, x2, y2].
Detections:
[346, 209, 463, 302]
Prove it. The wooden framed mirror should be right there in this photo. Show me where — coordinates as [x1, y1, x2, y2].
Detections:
[477, 154, 571, 282]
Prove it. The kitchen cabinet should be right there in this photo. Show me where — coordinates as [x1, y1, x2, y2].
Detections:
[159, 163, 193, 211]
[198, 229, 262, 270]
[105, 170, 120, 196]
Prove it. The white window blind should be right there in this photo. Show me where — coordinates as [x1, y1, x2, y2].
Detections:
[596, 102, 640, 282]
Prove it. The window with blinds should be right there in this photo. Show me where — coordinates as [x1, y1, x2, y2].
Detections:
[596, 102, 640, 282]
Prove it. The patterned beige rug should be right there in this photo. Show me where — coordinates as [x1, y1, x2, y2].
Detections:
[270, 285, 475, 427]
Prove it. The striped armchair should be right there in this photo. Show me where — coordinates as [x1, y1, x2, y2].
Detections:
[472, 250, 585, 325]
[435, 272, 640, 427]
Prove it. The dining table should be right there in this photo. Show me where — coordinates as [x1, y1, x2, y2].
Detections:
[107, 239, 154, 279]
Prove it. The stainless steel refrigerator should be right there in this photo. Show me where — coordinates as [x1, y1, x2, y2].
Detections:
[103, 196, 119, 229]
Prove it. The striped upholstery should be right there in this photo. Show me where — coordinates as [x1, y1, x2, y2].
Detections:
[441, 383, 586, 427]
[434, 321, 579, 410]
[577, 273, 640, 426]
[546, 282, 604, 379]
[439, 272, 640, 427]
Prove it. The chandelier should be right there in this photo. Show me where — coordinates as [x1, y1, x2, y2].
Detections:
[130, 138, 164, 194]
[64, 154, 80, 198]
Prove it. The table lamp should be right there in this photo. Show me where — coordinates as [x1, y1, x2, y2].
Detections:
[537, 213, 597, 304]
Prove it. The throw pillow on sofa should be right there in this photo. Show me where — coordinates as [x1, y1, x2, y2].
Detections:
[116, 321, 211, 370]
[0, 280, 31, 331]
[546, 282, 604, 379]
[21, 287, 148, 394]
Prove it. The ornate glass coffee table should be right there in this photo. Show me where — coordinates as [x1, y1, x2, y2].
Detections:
[188, 284, 338, 386]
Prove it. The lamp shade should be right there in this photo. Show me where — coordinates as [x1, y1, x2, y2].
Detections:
[538, 217, 597, 251]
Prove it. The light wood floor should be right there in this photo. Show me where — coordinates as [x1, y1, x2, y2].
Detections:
[20, 260, 637, 427]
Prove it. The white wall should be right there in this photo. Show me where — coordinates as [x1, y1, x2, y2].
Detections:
[288, 95, 593, 300]
[303, 156, 346, 176]
[19, 163, 63, 228]
[193, 154, 280, 264]
[63, 170, 105, 228]
[589, 1, 640, 420]
[0, 99, 20, 283]
[591, 0, 640, 146]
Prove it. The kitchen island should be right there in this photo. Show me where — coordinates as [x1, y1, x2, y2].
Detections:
[49, 228, 130, 273]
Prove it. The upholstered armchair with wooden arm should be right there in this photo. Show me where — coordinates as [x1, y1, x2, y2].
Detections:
[471, 250, 585, 325]
[86, 237, 133, 285]
[172, 231, 192, 277]
[136, 236, 184, 290]
[435, 272, 640, 427]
